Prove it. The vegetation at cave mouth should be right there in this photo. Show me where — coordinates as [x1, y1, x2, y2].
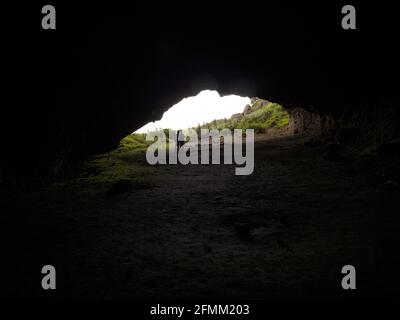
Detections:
[121, 98, 290, 152]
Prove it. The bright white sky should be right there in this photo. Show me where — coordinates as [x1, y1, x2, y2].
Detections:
[135, 90, 250, 133]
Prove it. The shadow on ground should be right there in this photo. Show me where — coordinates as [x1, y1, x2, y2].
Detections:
[2, 134, 400, 299]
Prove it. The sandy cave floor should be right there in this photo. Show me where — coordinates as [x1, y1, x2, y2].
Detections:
[2, 134, 400, 299]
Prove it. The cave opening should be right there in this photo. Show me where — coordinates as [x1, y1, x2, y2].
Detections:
[119, 90, 290, 155]
[135, 90, 251, 133]
[133, 90, 290, 135]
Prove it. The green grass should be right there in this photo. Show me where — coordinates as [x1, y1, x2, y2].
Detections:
[119, 129, 178, 154]
[199, 102, 289, 133]
[119, 133, 151, 151]
[71, 132, 155, 185]
[74, 145, 152, 186]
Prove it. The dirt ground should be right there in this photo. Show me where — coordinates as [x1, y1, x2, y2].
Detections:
[2, 134, 400, 299]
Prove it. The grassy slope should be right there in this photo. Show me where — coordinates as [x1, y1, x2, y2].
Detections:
[199, 101, 289, 133]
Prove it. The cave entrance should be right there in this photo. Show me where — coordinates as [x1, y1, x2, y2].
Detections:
[119, 90, 290, 153]
[133, 90, 289, 134]
[134, 90, 251, 133]
[133, 89, 289, 134]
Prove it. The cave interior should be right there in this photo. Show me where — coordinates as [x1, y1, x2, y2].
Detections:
[1, 3, 400, 299]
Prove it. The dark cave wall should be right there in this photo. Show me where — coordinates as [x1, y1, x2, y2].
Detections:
[2, 3, 399, 183]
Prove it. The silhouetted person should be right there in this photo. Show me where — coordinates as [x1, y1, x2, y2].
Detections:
[176, 130, 185, 151]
